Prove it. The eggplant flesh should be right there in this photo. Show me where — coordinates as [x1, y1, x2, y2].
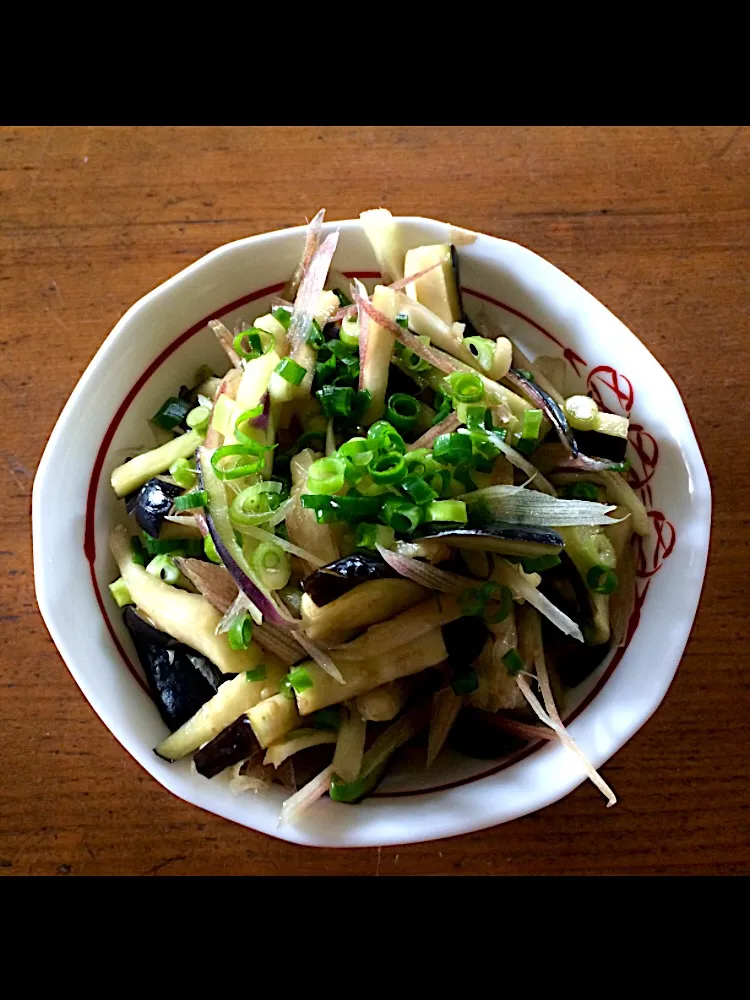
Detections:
[126, 476, 184, 537]
[449, 707, 528, 760]
[194, 717, 259, 779]
[124, 608, 222, 731]
[302, 552, 399, 607]
[573, 430, 628, 463]
[417, 521, 563, 558]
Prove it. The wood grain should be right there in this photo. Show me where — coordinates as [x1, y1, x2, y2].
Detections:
[1, 126, 747, 876]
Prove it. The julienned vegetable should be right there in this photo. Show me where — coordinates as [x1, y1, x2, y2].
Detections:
[109, 206, 637, 824]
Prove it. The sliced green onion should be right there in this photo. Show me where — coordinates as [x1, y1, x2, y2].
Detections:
[425, 500, 467, 523]
[502, 648, 525, 676]
[401, 474, 437, 505]
[130, 536, 148, 566]
[228, 614, 253, 651]
[463, 336, 496, 373]
[404, 449, 431, 478]
[186, 405, 211, 431]
[288, 665, 313, 694]
[480, 582, 513, 624]
[586, 566, 618, 595]
[386, 393, 421, 430]
[271, 305, 292, 330]
[521, 408, 543, 440]
[301, 494, 385, 524]
[451, 667, 479, 696]
[317, 385, 355, 418]
[329, 340, 357, 358]
[141, 533, 201, 556]
[108, 577, 133, 607]
[427, 468, 452, 497]
[516, 369, 534, 382]
[246, 664, 267, 682]
[458, 587, 484, 616]
[232, 406, 265, 447]
[340, 316, 359, 346]
[146, 554, 181, 585]
[339, 437, 374, 467]
[279, 675, 295, 699]
[521, 554, 561, 573]
[370, 451, 407, 485]
[334, 288, 353, 307]
[152, 396, 191, 429]
[230, 486, 274, 526]
[356, 522, 396, 550]
[564, 395, 599, 431]
[307, 456, 346, 495]
[233, 328, 274, 360]
[561, 482, 600, 501]
[460, 427, 501, 462]
[297, 430, 326, 451]
[367, 420, 406, 455]
[173, 489, 208, 511]
[380, 497, 422, 534]
[211, 444, 265, 481]
[432, 388, 452, 424]
[306, 319, 325, 349]
[396, 312, 409, 329]
[311, 707, 341, 731]
[444, 370, 484, 403]
[432, 432, 473, 467]
[275, 357, 307, 385]
[463, 405, 488, 431]
[204, 535, 221, 564]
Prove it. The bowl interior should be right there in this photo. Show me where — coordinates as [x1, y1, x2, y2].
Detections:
[34, 217, 710, 845]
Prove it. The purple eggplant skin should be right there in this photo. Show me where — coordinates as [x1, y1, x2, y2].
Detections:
[442, 616, 491, 671]
[302, 553, 399, 607]
[417, 521, 564, 555]
[572, 429, 628, 464]
[449, 707, 527, 760]
[505, 368, 577, 454]
[123, 608, 222, 731]
[126, 477, 184, 537]
[194, 718, 259, 779]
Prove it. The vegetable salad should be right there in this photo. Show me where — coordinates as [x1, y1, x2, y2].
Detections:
[108, 209, 649, 824]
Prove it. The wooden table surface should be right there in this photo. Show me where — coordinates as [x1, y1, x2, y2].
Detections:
[2, 126, 747, 876]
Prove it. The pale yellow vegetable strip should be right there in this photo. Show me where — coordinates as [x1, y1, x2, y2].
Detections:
[296, 629, 447, 714]
[355, 680, 409, 722]
[332, 594, 462, 661]
[246, 692, 300, 748]
[300, 579, 426, 646]
[426, 688, 463, 768]
[110, 430, 204, 498]
[332, 707, 366, 783]
[264, 730, 337, 768]
[110, 525, 267, 674]
[360, 208, 403, 283]
[155, 666, 286, 761]
[360, 284, 400, 424]
[286, 449, 340, 571]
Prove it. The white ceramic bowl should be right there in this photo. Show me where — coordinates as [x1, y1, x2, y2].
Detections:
[33, 216, 711, 847]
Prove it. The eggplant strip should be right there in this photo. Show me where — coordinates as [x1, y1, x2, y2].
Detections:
[295, 629, 448, 714]
[355, 680, 410, 722]
[332, 595, 462, 661]
[110, 526, 268, 675]
[301, 579, 426, 646]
